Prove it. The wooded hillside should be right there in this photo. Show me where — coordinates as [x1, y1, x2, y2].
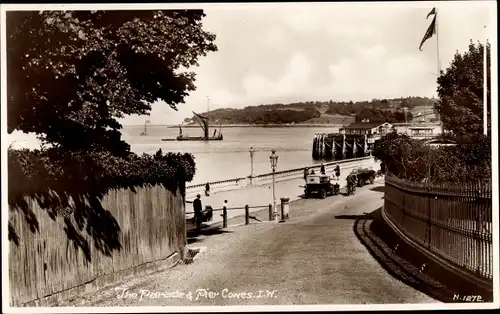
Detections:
[186, 96, 437, 125]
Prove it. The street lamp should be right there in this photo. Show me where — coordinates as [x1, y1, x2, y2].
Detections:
[269, 149, 279, 220]
[249, 147, 255, 184]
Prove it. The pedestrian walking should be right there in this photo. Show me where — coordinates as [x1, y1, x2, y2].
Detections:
[303, 167, 309, 181]
[334, 164, 340, 180]
[346, 173, 357, 195]
[193, 194, 203, 233]
[320, 163, 325, 175]
[205, 182, 210, 196]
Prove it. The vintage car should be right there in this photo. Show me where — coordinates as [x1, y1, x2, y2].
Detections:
[350, 167, 376, 187]
[304, 174, 340, 199]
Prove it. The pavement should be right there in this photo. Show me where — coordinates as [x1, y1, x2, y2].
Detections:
[65, 179, 438, 306]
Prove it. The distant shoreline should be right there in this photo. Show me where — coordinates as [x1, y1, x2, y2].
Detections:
[125, 124, 344, 128]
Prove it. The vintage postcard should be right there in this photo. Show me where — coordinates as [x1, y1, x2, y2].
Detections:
[1, 1, 498, 313]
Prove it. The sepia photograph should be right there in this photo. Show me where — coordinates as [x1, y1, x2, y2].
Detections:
[1, 1, 498, 312]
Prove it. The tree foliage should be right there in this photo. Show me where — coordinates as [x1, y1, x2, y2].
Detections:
[6, 10, 215, 256]
[354, 107, 413, 123]
[436, 41, 491, 136]
[7, 10, 217, 155]
[194, 107, 321, 124]
[373, 132, 429, 181]
[373, 132, 491, 183]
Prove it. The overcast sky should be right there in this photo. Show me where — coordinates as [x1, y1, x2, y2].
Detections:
[116, 1, 494, 126]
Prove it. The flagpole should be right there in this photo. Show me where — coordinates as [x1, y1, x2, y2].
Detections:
[431, 9, 440, 142]
[483, 26, 488, 136]
[436, 9, 441, 75]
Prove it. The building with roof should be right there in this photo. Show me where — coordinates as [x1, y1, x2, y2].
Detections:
[392, 122, 443, 140]
[339, 121, 393, 136]
[339, 120, 444, 143]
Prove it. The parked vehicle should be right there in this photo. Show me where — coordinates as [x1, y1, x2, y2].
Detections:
[304, 174, 340, 199]
[351, 168, 376, 187]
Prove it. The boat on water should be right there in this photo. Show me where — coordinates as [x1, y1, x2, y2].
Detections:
[169, 106, 223, 141]
[140, 119, 150, 136]
[175, 111, 223, 141]
[177, 133, 223, 141]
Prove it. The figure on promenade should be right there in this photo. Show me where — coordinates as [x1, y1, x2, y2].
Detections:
[334, 164, 340, 180]
[193, 194, 203, 233]
[304, 167, 309, 181]
[205, 182, 210, 196]
[380, 162, 386, 174]
[320, 163, 326, 175]
[346, 173, 357, 195]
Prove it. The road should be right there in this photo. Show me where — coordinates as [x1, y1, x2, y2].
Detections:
[68, 180, 437, 306]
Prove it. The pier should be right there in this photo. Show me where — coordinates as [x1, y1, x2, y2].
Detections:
[312, 133, 371, 160]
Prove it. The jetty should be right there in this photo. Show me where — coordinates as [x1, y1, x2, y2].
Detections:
[311, 122, 396, 160]
[312, 133, 371, 160]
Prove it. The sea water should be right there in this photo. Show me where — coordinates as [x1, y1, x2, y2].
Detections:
[122, 125, 341, 185]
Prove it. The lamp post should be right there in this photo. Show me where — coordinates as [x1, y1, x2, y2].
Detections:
[249, 147, 255, 185]
[269, 149, 279, 220]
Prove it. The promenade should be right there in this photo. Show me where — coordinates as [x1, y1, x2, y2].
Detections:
[66, 180, 437, 306]
[188, 158, 381, 226]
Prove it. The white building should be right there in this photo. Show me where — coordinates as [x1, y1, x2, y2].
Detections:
[392, 122, 443, 140]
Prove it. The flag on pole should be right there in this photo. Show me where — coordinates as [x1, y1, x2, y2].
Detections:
[419, 10, 437, 51]
[426, 7, 436, 19]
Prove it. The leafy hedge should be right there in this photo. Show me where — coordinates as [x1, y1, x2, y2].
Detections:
[8, 148, 196, 204]
[373, 132, 491, 183]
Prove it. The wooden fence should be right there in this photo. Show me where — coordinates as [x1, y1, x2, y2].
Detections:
[383, 175, 493, 287]
[9, 185, 186, 306]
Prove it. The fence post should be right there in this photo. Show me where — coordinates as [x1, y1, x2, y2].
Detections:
[280, 197, 290, 221]
[222, 206, 227, 228]
[268, 204, 273, 221]
[426, 185, 432, 249]
[245, 205, 250, 225]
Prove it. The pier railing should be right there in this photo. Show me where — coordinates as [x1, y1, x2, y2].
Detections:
[382, 174, 493, 290]
[186, 156, 376, 196]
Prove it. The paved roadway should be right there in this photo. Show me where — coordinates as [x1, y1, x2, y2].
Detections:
[71, 180, 437, 306]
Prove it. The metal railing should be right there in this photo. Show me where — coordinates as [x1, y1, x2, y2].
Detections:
[185, 156, 375, 195]
[382, 174, 493, 287]
[187, 176, 248, 191]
